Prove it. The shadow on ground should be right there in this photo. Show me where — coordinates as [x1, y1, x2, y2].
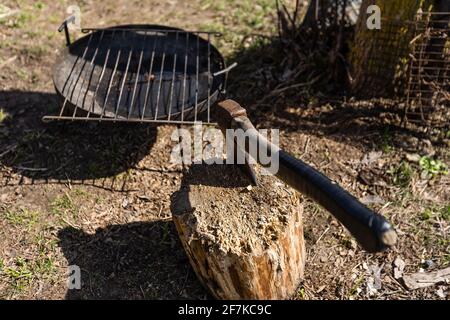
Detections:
[0, 90, 157, 187]
[58, 163, 250, 300]
[224, 36, 444, 152]
[58, 220, 208, 299]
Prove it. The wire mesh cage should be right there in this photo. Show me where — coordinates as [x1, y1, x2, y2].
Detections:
[404, 11, 449, 127]
[350, 11, 418, 97]
[350, 6, 449, 128]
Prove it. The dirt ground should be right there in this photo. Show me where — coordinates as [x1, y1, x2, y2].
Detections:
[0, 0, 449, 300]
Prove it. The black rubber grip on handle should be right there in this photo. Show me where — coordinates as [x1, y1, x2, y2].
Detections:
[216, 99, 396, 253]
[277, 150, 396, 252]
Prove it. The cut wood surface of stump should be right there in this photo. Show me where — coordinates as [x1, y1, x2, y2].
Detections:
[171, 163, 306, 300]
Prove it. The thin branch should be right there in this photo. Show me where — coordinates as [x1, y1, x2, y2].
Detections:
[0, 55, 17, 70]
[13, 166, 48, 172]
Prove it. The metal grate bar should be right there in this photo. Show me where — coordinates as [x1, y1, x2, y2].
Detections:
[87, 30, 116, 118]
[167, 32, 179, 121]
[409, 58, 448, 63]
[81, 27, 221, 35]
[141, 33, 158, 121]
[409, 81, 449, 85]
[411, 66, 449, 71]
[207, 33, 211, 123]
[69, 34, 92, 117]
[154, 32, 167, 120]
[100, 33, 122, 119]
[181, 32, 189, 123]
[194, 35, 200, 122]
[42, 115, 216, 125]
[128, 31, 146, 118]
[115, 31, 134, 117]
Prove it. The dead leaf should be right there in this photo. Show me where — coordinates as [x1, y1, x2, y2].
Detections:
[366, 264, 383, 296]
[436, 287, 446, 299]
[361, 151, 382, 166]
[316, 285, 326, 293]
[358, 168, 387, 186]
[405, 153, 421, 163]
[137, 195, 151, 202]
[393, 257, 405, 279]
[360, 194, 385, 205]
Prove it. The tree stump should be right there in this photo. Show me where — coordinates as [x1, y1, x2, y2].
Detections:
[171, 163, 306, 300]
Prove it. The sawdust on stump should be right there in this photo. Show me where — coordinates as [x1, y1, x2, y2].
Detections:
[171, 162, 306, 299]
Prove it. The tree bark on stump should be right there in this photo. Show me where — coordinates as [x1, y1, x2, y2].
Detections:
[171, 163, 306, 300]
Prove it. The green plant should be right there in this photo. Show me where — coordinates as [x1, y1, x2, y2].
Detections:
[26, 45, 47, 58]
[3, 208, 39, 229]
[420, 205, 450, 222]
[50, 192, 78, 220]
[4, 257, 33, 290]
[34, 2, 45, 10]
[380, 128, 394, 153]
[340, 237, 357, 250]
[441, 206, 450, 221]
[421, 208, 433, 221]
[16, 68, 28, 80]
[0, 108, 9, 123]
[11, 11, 33, 28]
[419, 156, 448, 178]
[444, 254, 450, 267]
[72, 188, 87, 197]
[349, 274, 365, 298]
[389, 161, 413, 187]
[297, 287, 306, 299]
[35, 257, 55, 275]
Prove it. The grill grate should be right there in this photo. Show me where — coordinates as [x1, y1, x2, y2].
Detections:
[44, 25, 227, 125]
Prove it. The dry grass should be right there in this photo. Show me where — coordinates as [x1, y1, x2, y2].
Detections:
[0, 0, 448, 300]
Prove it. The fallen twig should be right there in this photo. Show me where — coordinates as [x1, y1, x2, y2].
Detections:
[0, 55, 17, 70]
[0, 145, 17, 158]
[14, 166, 48, 172]
[256, 74, 321, 105]
[299, 137, 310, 159]
[314, 226, 330, 245]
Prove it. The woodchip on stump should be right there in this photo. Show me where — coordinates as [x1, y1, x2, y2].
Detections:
[171, 162, 306, 299]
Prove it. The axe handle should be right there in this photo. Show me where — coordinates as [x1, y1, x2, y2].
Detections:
[217, 100, 397, 253]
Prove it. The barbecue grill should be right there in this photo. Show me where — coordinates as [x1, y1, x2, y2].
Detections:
[45, 17, 397, 253]
[44, 21, 228, 124]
